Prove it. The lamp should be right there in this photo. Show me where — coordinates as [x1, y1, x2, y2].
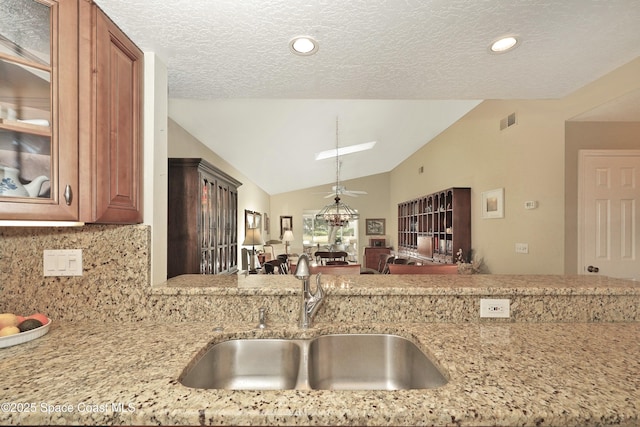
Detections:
[243, 227, 264, 274]
[282, 230, 294, 254]
[316, 118, 360, 227]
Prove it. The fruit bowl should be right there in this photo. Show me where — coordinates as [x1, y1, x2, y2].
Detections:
[0, 318, 51, 349]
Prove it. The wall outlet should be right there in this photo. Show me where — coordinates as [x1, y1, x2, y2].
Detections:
[480, 298, 510, 318]
[44, 249, 83, 277]
[515, 243, 529, 254]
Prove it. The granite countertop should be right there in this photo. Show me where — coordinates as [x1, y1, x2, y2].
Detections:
[1, 320, 639, 426]
[154, 273, 640, 296]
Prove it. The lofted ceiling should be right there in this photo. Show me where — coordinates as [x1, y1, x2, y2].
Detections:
[94, 0, 640, 195]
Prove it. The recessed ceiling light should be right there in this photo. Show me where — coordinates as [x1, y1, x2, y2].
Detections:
[489, 36, 520, 54]
[315, 141, 377, 161]
[289, 36, 318, 56]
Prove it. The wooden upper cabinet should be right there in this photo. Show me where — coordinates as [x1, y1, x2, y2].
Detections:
[0, 0, 142, 223]
[0, 0, 79, 220]
[79, 1, 144, 223]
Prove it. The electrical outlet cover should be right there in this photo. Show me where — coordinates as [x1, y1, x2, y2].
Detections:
[480, 298, 510, 318]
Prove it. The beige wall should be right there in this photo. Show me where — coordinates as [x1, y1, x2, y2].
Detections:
[270, 172, 390, 260]
[389, 99, 567, 273]
[167, 119, 271, 261]
[389, 57, 640, 274]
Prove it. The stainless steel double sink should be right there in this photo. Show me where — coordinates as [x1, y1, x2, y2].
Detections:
[180, 334, 448, 390]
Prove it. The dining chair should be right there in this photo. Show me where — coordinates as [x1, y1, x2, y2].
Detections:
[381, 256, 395, 274]
[264, 259, 286, 274]
[376, 253, 393, 272]
[276, 254, 290, 274]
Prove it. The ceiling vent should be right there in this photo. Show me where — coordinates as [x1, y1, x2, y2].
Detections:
[500, 112, 517, 130]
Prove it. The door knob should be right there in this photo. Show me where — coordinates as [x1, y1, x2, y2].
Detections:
[587, 265, 599, 273]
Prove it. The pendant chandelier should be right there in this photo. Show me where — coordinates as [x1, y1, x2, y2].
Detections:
[315, 118, 360, 227]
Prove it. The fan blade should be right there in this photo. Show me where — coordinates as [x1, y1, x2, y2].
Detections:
[342, 190, 367, 196]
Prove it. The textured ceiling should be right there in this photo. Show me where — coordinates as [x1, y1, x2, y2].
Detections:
[93, 0, 640, 194]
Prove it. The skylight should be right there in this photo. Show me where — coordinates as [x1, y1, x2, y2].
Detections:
[315, 141, 377, 160]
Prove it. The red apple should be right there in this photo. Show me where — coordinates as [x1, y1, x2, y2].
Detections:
[27, 313, 49, 325]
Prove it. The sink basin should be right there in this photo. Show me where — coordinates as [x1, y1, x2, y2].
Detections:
[180, 334, 447, 390]
[308, 334, 448, 390]
[180, 339, 301, 390]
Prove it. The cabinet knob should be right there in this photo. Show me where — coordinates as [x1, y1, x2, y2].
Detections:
[64, 185, 73, 205]
[587, 265, 599, 273]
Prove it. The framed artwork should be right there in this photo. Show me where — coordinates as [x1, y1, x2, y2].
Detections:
[369, 238, 386, 247]
[280, 215, 292, 239]
[245, 210, 262, 232]
[264, 213, 270, 234]
[482, 188, 504, 219]
[366, 218, 386, 235]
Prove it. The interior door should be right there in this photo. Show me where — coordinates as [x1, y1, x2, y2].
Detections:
[578, 150, 640, 279]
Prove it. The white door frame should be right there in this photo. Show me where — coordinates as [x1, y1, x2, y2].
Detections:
[577, 149, 640, 275]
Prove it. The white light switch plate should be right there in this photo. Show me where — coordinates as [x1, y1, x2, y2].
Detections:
[44, 249, 83, 276]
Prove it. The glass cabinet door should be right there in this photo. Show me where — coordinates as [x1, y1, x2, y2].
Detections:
[0, 0, 78, 220]
[0, 0, 52, 199]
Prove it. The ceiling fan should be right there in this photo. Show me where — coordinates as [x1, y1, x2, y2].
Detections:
[315, 118, 364, 227]
[321, 184, 367, 198]
[316, 161, 368, 198]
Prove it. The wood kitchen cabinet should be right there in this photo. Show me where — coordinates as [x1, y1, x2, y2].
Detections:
[168, 158, 243, 278]
[0, 0, 79, 220]
[78, 1, 144, 223]
[0, 0, 143, 223]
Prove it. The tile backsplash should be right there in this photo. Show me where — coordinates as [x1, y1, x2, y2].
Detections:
[0, 224, 151, 321]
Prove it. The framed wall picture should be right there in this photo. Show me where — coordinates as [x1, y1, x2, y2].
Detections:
[366, 218, 386, 235]
[264, 213, 270, 234]
[280, 215, 292, 239]
[481, 188, 504, 219]
[245, 209, 262, 232]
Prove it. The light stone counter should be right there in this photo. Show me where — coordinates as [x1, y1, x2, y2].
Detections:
[148, 274, 639, 323]
[2, 274, 639, 425]
[1, 320, 639, 426]
[154, 274, 640, 296]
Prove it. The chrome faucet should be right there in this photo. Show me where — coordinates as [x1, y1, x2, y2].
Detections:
[294, 254, 325, 329]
